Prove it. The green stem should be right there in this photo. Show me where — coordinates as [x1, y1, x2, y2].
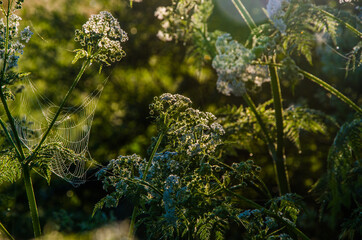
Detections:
[316, 8, 362, 38]
[27, 59, 91, 163]
[253, 61, 362, 114]
[128, 132, 165, 239]
[0, 221, 14, 240]
[0, 6, 25, 160]
[22, 164, 41, 238]
[242, 93, 276, 155]
[0, 118, 21, 158]
[242, 93, 286, 195]
[299, 69, 362, 114]
[268, 61, 290, 195]
[231, 0, 257, 31]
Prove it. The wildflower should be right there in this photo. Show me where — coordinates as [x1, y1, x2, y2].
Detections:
[20, 26, 33, 43]
[74, 11, 128, 65]
[266, 0, 289, 18]
[266, 0, 290, 33]
[238, 210, 251, 219]
[212, 34, 270, 96]
[265, 217, 278, 228]
[156, 30, 172, 42]
[154, 6, 168, 20]
[0, 13, 32, 70]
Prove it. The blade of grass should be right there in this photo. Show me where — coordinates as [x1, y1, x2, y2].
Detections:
[268, 60, 290, 195]
[0, 221, 14, 240]
[231, 0, 257, 31]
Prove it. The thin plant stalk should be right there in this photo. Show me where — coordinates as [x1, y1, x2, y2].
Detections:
[231, 0, 257, 31]
[0, 4, 25, 160]
[0, 118, 21, 158]
[299, 69, 362, 114]
[268, 60, 290, 195]
[128, 132, 165, 239]
[242, 93, 287, 195]
[316, 8, 362, 38]
[27, 59, 92, 163]
[0, 3, 42, 238]
[22, 164, 41, 238]
[253, 61, 362, 114]
[0, 221, 14, 240]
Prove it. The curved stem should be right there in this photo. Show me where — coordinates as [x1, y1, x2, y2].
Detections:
[27, 59, 91, 163]
[0, 118, 21, 158]
[242, 93, 276, 155]
[253, 61, 362, 114]
[128, 132, 165, 239]
[269, 61, 290, 195]
[22, 164, 41, 238]
[242, 93, 288, 195]
[316, 8, 362, 38]
[0, 221, 14, 240]
[299, 69, 362, 114]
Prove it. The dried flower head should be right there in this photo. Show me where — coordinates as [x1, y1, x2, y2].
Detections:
[74, 11, 128, 65]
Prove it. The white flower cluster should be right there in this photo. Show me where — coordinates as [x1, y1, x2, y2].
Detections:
[212, 34, 270, 96]
[170, 108, 225, 157]
[154, 0, 213, 42]
[266, 0, 290, 33]
[0, 13, 33, 70]
[74, 11, 128, 64]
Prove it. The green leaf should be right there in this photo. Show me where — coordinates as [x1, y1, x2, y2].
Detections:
[72, 49, 88, 64]
[0, 150, 22, 184]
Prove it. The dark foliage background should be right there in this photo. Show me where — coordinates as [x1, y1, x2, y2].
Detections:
[0, 0, 360, 239]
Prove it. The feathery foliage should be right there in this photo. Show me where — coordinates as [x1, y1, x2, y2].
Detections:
[312, 117, 362, 230]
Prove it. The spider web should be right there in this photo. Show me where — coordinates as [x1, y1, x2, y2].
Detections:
[8, 78, 106, 186]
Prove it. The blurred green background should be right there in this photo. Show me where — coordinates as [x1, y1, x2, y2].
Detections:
[0, 0, 360, 239]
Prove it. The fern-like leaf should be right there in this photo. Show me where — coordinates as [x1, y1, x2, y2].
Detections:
[0, 150, 22, 184]
[312, 117, 362, 227]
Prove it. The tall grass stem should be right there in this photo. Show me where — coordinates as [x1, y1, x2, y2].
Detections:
[268, 61, 290, 195]
[231, 0, 257, 31]
[128, 132, 165, 239]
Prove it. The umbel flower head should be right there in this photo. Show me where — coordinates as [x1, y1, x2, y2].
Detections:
[266, 0, 290, 33]
[74, 11, 128, 65]
[0, 13, 33, 70]
[212, 34, 270, 96]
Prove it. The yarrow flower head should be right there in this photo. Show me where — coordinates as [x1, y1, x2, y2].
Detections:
[212, 34, 270, 96]
[74, 11, 128, 65]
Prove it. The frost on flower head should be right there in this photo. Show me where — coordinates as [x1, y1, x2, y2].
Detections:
[212, 34, 270, 97]
[74, 11, 128, 65]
